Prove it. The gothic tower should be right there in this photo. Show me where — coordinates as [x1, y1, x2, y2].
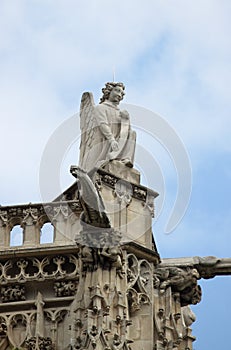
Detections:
[0, 83, 230, 349]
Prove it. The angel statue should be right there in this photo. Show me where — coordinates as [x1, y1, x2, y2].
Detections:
[78, 82, 136, 174]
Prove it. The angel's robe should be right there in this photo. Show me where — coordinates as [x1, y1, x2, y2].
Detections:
[79, 100, 136, 173]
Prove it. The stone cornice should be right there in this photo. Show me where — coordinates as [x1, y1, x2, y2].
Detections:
[0, 244, 78, 259]
[122, 241, 160, 264]
[160, 256, 231, 279]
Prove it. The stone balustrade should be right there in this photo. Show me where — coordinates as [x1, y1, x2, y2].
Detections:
[0, 200, 82, 249]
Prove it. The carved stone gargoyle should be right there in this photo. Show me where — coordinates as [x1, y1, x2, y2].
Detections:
[154, 266, 202, 306]
[70, 166, 124, 273]
[70, 165, 110, 229]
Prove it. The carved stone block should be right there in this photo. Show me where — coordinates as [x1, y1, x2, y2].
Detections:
[1, 285, 26, 302]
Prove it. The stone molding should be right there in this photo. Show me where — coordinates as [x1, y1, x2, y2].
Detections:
[0, 254, 80, 284]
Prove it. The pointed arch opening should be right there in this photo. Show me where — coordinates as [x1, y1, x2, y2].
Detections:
[40, 222, 54, 244]
[10, 225, 23, 246]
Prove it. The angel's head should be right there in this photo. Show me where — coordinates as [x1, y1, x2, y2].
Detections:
[100, 82, 125, 104]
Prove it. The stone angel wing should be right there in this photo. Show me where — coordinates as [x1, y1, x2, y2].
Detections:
[79, 92, 95, 170]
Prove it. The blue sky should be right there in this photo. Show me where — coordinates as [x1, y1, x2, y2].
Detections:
[0, 1, 231, 348]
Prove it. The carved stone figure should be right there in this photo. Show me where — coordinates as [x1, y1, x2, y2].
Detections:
[78, 82, 136, 174]
[154, 267, 199, 290]
[70, 166, 110, 229]
[78, 231, 124, 273]
[154, 267, 201, 306]
[100, 246, 124, 276]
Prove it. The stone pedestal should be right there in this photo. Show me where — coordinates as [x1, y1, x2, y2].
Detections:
[93, 162, 159, 251]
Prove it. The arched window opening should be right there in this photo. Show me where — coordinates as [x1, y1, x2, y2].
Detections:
[10, 225, 23, 246]
[40, 222, 54, 244]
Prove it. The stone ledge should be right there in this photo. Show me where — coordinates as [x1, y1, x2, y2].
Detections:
[0, 243, 78, 259]
[122, 241, 160, 264]
[103, 160, 141, 184]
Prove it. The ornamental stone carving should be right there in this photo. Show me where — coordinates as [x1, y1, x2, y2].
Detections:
[0, 210, 8, 227]
[22, 207, 38, 226]
[114, 180, 133, 206]
[126, 254, 152, 314]
[25, 336, 54, 350]
[1, 284, 26, 302]
[0, 317, 7, 336]
[76, 228, 124, 276]
[0, 254, 80, 284]
[54, 281, 78, 297]
[154, 266, 202, 306]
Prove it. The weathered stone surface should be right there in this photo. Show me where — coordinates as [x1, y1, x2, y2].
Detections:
[103, 160, 140, 185]
[79, 83, 136, 174]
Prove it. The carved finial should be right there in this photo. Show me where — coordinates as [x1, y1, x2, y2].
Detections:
[35, 291, 45, 338]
